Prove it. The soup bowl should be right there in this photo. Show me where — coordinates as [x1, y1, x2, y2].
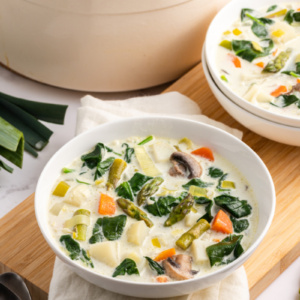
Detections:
[35, 117, 275, 298]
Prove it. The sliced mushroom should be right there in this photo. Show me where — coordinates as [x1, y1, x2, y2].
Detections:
[162, 254, 198, 281]
[169, 152, 202, 179]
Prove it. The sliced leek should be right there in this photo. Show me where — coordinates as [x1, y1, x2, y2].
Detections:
[53, 181, 70, 197]
[221, 181, 236, 189]
[189, 185, 208, 197]
[64, 214, 90, 229]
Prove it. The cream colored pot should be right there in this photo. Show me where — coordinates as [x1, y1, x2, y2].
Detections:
[0, 0, 229, 91]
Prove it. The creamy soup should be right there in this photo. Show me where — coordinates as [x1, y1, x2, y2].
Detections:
[48, 136, 258, 283]
[217, 3, 300, 118]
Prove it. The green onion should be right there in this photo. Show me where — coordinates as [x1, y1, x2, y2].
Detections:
[221, 75, 228, 82]
[138, 136, 153, 145]
[76, 179, 91, 185]
[62, 167, 75, 173]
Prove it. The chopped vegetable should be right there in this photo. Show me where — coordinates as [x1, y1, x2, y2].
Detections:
[220, 75, 228, 82]
[230, 216, 249, 233]
[117, 198, 153, 227]
[270, 85, 288, 97]
[122, 143, 134, 163]
[128, 172, 153, 195]
[232, 28, 242, 36]
[191, 147, 214, 161]
[151, 238, 161, 248]
[145, 257, 165, 275]
[89, 215, 127, 244]
[263, 49, 292, 73]
[98, 194, 116, 215]
[219, 40, 232, 50]
[106, 158, 127, 190]
[208, 167, 224, 178]
[134, 145, 161, 176]
[228, 53, 242, 68]
[50, 202, 65, 216]
[221, 180, 236, 189]
[62, 167, 75, 174]
[112, 258, 139, 277]
[154, 248, 176, 262]
[72, 209, 91, 241]
[189, 185, 207, 197]
[127, 221, 149, 245]
[156, 276, 168, 283]
[52, 181, 70, 197]
[272, 94, 300, 108]
[211, 210, 233, 234]
[194, 196, 213, 223]
[206, 235, 244, 266]
[137, 177, 164, 206]
[89, 241, 119, 267]
[265, 8, 287, 18]
[255, 62, 264, 68]
[138, 135, 153, 145]
[266, 5, 277, 12]
[176, 219, 210, 250]
[271, 29, 284, 38]
[284, 9, 294, 24]
[178, 137, 193, 150]
[116, 181, 134, 202]
[164, 193, 194, 226]
[251, 41, 263, 53]
[183, 178, 213, 190]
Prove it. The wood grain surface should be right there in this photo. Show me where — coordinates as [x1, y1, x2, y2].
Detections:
[0, 62, 299, 300]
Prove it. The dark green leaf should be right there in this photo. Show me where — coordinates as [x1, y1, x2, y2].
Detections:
[230, 216, 249, 233]
[0, 160, 13, 173]
[138, 135, 153, 145]
[182, 179, 213, 190]
[89, 215, 127, 244]
[266, 5, 277, 12]
[214, 194, 252, 218]
[257, 17, 274, 25]
[206, 235, 244, 266]
[284, 9, 295, 24]
[232, 39, 274, 62]
[116, 181, 134, 201]
[293, 12, 300, 22]
[251, 20, 268, 37]
[208, 167, 224, 178]
[122, 143, 135, 163]
[76, 179, 91, 185]
[94, 157, 115, 180]
[128, 172, 153, 195]
[112, 258, 139, 277]
[217, 173, 230, 192]
[195, 196, 213, 223]
[272, 95, 300, 108]
[81, 143, 105, 169]
[241, 8, 253, 21]
[60, 235, 94, 267]
[145, 257, 165, 275]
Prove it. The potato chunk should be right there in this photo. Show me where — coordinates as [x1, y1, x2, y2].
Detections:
[152, 141, 175, 163]
[127, 221, 150, 246]
[191, 240, 212, 264]
[89, 241, 119, 267]
[64, 184, 91, 207]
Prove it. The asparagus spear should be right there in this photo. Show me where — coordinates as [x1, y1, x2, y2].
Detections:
[117, 198, 153, 227]
[263, 49, 292, 73]
[164, 193, 194, 227]
[106, 158, 127, 190]
[73, 209, 90, 241]
[176, 219, 210, 250]
[137, 177, 164, 206]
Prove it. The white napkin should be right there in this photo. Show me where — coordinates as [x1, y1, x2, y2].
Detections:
[49, 92, 248, 300]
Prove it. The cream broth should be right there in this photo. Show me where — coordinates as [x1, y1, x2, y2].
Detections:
[48, 136, 258, 283]
[217, 3, 300, 118]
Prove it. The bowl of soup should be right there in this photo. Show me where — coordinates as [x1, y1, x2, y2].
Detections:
[35, 117, 275, 298]
[205, 0, 300, 128]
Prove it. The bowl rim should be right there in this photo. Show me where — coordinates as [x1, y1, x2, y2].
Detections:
[35, 116, 276, 289]
[204, 0, 300, 128]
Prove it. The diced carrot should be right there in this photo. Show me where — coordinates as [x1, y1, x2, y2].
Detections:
[211, 210, 233, 234]
[98, 193, 116, 215]
[272, 49, 278, 56]
[191, 147, 214, 162]
[255, 62, 264, 68]
[297, 78, 300, 84]
[213, 238, 221, 243]
[156, 276, 168, 283]
[228, 53, 241, 68]
[270, 85, 287, 97]
[154, 248, 176, 262]
[297, 8, 300, 11]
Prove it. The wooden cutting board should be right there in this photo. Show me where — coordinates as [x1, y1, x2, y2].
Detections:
[0, 63, 299, 300]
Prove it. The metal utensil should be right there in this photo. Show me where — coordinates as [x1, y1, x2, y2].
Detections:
[0, 272, 31, 300]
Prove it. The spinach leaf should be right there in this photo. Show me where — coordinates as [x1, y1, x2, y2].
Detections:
[208, 167, 224, 178]
[266, 5, 277, 12]
[60, 235, 94, 268]
[122, 143, 134, 163]
[214, 194, 252, 218]
[206, 235, 244, 266]
[128, 172, 153, 195]
[145, 192, 188, 217]
[246, 13, 268, 37]
[230, 216, 249, 233]
[145, 257, 165, 275]
[112, 258, 139, 277]
[89, 215, 127, 244]
[182, 179, 213, 190]
[232, 39, 274, 62]
[94, 157, 115, 180]
[216, 173, 229, 192]
[116, 181, 134, 201]
[294, 12, 300, 22]
[284, 9, 295, 24]
[272, 95, 300, 108]
[195, 196, 213, 223]
[241, 8, 253, 21]
[81, 143, 105, 169]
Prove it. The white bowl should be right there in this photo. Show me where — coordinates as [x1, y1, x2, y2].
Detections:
[205, 0, 300, 128]
[202, 46, 300, 147]
[0, 0, 230, 92]
[35, 117, 275, 298]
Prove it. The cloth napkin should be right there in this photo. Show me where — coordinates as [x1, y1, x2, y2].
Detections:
[49, 92, 248, 300]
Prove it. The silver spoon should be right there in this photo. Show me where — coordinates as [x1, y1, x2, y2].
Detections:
[0, 273, 31, 300]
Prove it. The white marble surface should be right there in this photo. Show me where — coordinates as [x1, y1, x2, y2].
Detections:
[0, 66, 299, 299]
